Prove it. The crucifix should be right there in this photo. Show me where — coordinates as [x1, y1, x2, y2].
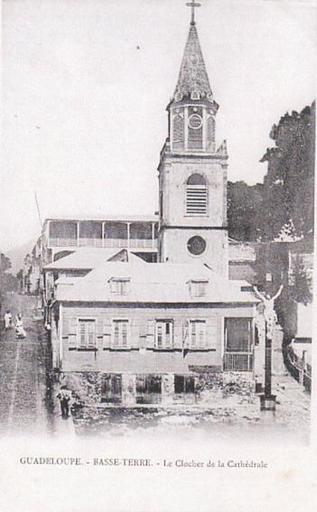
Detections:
[186, 0, 201, 25]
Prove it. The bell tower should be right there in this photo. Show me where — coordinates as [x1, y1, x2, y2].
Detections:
[158, 1, 229, 277]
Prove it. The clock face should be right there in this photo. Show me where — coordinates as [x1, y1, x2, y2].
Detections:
[187, 236, 206, 256]
[188, 113, 202, 130]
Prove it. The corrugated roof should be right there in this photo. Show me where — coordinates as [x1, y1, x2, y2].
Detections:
[56, 259, 258, 305]
[43, 214, 158, 225]
[44, 248, 125, 271]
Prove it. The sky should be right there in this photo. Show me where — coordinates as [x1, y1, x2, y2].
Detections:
[1, 0, 317, 252]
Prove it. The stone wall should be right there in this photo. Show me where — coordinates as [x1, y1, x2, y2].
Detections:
[61, 370, 257, 410]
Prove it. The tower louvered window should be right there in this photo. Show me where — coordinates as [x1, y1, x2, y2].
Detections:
[186, 173, 207, 215]
[207, 115, 215, 151]
[172, 113, 184, 150]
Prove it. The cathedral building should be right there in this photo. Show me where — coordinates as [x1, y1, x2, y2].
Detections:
[45, 4, 262, 407]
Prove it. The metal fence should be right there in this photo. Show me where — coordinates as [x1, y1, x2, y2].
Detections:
[223, 353, 253, 371]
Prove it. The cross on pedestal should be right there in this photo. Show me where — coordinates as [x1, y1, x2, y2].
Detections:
[186, 0, 201, 25]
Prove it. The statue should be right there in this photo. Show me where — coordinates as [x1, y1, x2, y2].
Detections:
[253, 285, 283, 339]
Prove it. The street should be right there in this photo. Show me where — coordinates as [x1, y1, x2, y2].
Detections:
[0, 293, 57, 436]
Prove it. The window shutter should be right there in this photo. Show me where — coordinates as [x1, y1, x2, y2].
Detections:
[69, 317, 77, 335]
[207, 115, 215, 151]
[206, 317, 218, 349]
[128, 319, 138, 349]
[146, 320, 155, 348]
[182, 320, 190, 349]
[97, 318, 103, 337]
[62, 315, 69, 334]
[68, 317, 77, 349]
[68, 334, 77, 349]
[173, 113, 184, 149]
[103, 318, 112, 348]
[86, 321, 96, 348]
[197, 321, 207, 349]
[139, 321, 147, 349]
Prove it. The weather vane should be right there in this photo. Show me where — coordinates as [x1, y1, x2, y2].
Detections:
[186, 0, 201, 25]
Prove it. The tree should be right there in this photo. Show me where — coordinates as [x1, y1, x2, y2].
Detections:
[0, 252, 18, 300]
[227, 181, 264, 241]
[0, 253, 12, 273]
[289, 255, 312, 305]
[260, 103, 315, 240]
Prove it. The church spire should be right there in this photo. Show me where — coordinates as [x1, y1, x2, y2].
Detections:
[173, 1, 217, 108]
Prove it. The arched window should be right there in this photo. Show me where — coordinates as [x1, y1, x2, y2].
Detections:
[207, 116, 215, 151]
[172, 113, 184, 150]
[188, 106, 203, 150]
[186, 174, 208, 215]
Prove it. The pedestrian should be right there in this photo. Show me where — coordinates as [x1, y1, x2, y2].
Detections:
[15, 313, 26, 339]
[57, 386, 72, 418]
[4, 310, 12, 330]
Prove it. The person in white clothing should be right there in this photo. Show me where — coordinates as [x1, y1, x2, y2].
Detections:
[15, 313, 26, 339]
[4, 310, 12, 330]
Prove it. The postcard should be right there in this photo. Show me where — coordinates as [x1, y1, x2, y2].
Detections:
[0, 1, 316, 511]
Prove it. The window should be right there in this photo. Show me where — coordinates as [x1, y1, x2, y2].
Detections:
[104, 222, 127, 240]
[101, 374, 122, 403]
[109, 278, 130, 295]
[49, 221, 77, 240]
[189, 280, 208, 297]
[224, 318, 253, 371]
[77, 319, 96, 349]
[188, 106, 203, 150]
[207, 116, 215, 151]
[79, 221, 102, 239]
[155, 320, 174, 349]
[172, 113, 184, 149]
[136, 375, 162, 404]
[187, 236, 207, 256]
[112, 320, 129, 348]
[189, 320, 206, 348]
[174, 375, 195, 394]
[186, 174, 207, 215]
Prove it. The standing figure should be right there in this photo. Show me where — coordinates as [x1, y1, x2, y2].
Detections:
[57, 386, 72, 418]
[15, 313, 26, 339]
[4, 310, 12, 330]
[253, 285, 283, 339]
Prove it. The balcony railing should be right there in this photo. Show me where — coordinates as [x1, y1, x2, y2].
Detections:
[49, 238, 78, 247]
[128, 239, 156, 249]
[49, 237, 158, 249]
[103, 239, 129, 249]
[78, 238, 103, 248]
[223, 353, 253, 371]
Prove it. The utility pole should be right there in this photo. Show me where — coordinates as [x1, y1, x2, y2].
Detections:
[34, 191, 43, 229]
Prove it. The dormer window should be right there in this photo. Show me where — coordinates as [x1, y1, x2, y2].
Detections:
[191, 90, 200, 100]
[109, 278, 130, 295]
[189, 280, 208, 297]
